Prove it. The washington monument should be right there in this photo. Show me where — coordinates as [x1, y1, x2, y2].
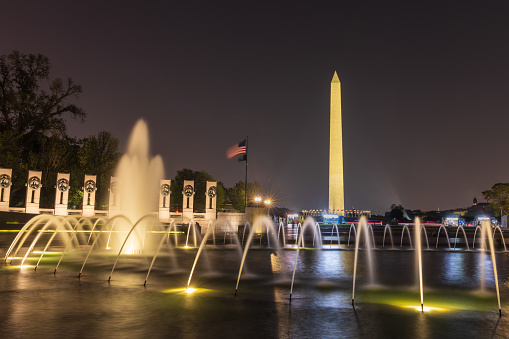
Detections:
[329, 71, 344, 215]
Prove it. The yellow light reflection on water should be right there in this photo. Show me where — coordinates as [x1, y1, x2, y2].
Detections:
[161, 287, 210, 294]
[400, 305, 449, 313]
[19, 264, 35, 269]
[4, 264, 34, 270]
[32, 251, 62, 255]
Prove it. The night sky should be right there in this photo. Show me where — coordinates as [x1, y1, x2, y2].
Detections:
[2, 1, 509, 213]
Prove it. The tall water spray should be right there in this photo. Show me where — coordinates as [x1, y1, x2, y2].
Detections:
[351, 216, 376, 305]
[415, 219, 424, 312]
[113, 119, 164, 252]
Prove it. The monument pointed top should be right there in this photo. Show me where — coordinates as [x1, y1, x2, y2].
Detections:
[331, 71, 340, 83]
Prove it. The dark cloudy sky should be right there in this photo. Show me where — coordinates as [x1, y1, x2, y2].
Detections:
[2, 1, 509, 213]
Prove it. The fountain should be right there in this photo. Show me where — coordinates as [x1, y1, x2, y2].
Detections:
[0, 120, 507, 338]
[111, 119, 164, 253]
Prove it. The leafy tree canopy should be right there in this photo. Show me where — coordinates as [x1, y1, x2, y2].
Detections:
[227, 181, 262, 212]
[0, 50, 88, 206]
[389, 204, 405, 221]
[0, 51, 86, 137]
[482, 183, 509, 217]
[77, 131, 121, 208]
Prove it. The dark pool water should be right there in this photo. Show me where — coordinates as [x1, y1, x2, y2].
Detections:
[1, 241, 509, 338]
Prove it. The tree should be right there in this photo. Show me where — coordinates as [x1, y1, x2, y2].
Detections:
[0, 51, 86, 139]
[227, 181, 262, 212]
[389, 204, 405, 221]
[0, 51, 87, 207]
[482, 183, 509, 217]
[78, 132, 121, 209]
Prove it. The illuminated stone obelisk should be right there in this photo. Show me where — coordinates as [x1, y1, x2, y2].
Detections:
[329, 71, 344, 216]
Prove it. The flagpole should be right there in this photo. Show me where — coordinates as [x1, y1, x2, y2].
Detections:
[244, 136, 248, 213]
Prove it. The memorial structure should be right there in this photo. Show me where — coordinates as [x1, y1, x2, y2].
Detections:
[0, 168, 12, 212]
[25, 170, 42, 214]
[205, 181, 217, 221]
[158, 179, 171, 220]
[329, 71, 345, 216]
[82, 175, 97, 217]
[182, 180, 195, 223]
[54, 173, 70, 216]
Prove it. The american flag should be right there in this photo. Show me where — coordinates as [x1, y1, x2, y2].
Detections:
[226, 139, 247, 159]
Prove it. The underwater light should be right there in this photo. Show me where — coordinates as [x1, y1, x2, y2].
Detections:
[161, 287, 209, 294]
[400, 305, 448, 312]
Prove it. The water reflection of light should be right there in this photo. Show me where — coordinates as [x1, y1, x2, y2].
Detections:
[161, 287, 210, 294]
[401, 305, 449, 313]
[5, 264, 32, 269]
[443, 253, 466, 284]
[32, 251, 62, 255]
[270, 252, 285, 273]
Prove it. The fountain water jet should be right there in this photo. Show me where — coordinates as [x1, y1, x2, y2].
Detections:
[111, 119, 164, 253]
[235, 216, 281, 296]
[79, 215, 132, 278]
[108, 215, 161, 282]
[415, 219, 424, 312]
[382, 224, 394, 248]
[453, 225, 470, 250]
[330, 223, 340, 247]
[492, 226, 507, 252]
[277, 221, 286, 247]
[435, 225, 451, 249]
[290, 217, 323, 300]
[186, 219, 243, 290]
[144, 220, 176, 285]
[347, 223, 356, 246]
[351, 217, 376, 305]
[400, 224, 413, 248]
[479, 221, 502, 316]
[241, 222, 251, 246]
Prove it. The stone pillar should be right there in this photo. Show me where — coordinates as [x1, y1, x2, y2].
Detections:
[159, 179, 171, 220]
[82, 175, 97, 217]
[204, 181, 217, 233]
[25, 170, 42, 214]
[0, 168, 13, 212]
[182, 180, 194, 223]
[54, 173, 70, 216]
[205, 181, 217, 212]
[108, 176, 120, 217]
